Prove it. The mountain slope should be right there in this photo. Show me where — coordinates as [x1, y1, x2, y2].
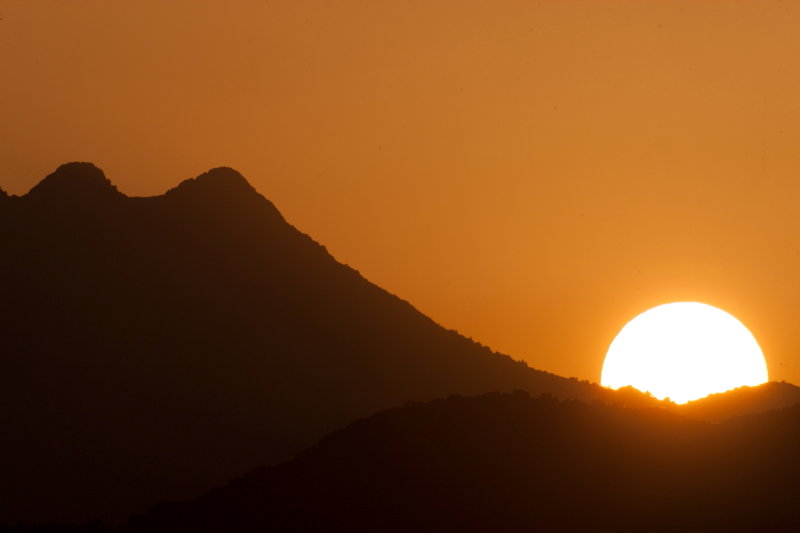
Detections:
[676, 381, 800, 422]
[129, 392, 800, 533]
[1, 163, 612, 525]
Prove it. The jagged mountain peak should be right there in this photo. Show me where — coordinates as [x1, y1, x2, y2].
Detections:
[167, 166, 258, 199]
[26, 162, 123, 201]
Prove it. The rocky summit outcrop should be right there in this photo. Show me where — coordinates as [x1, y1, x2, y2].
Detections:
[26, 162, 123, 203]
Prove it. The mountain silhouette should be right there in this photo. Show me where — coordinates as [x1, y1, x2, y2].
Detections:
[4, 163, 798, 527]
[126, 392, 800, 533]
[1, 163, 626, 525]
[26, 161, 122, 202]
[677, 381, 800, 422]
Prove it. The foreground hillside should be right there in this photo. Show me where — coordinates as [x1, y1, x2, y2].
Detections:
[129, 392, 800, 533]
[0, 163, 613, 524]
[677, 381, 800, 422]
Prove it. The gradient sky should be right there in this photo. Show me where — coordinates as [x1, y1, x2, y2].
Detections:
[3, 0, 800, 386]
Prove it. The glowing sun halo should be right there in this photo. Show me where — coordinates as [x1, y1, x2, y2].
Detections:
[601, 302, 768, 404]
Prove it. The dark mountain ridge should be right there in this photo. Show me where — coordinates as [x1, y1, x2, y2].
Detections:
[3, 163, 800, 530]
[128, 392, 800, 533]
[677, 380, 800, 422]
[26, 161, 122, 201]
[0, 163, 618, 525]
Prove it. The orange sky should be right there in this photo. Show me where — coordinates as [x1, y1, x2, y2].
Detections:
[3, 0, 800, 385]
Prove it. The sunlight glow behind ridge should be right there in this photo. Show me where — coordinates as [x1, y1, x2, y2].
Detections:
[601, 302, 768, 404]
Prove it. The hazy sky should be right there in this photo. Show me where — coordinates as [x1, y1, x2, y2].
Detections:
[3, 0, 800, 385]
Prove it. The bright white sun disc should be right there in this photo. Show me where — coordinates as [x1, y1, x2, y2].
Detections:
[601, 302, 768, 404]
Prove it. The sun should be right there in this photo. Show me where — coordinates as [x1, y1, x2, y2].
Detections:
[601, 302, 768, 404]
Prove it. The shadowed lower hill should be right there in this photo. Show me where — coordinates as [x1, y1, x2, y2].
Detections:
[676, 381, 800, 422]
[0, 163, 630, 525]
[128, 392, 800, 533]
